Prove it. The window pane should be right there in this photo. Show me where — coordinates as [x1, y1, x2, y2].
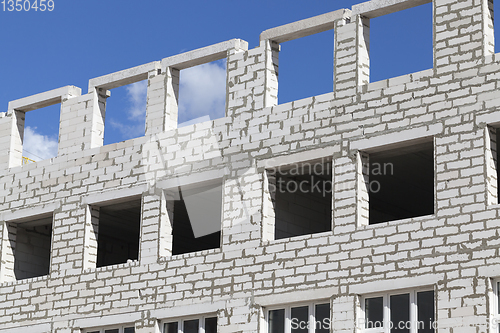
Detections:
[124, 328, 135, 333]
[365, 297, 384, 328]
[269, 309, 285, 333]
[417, 291, 435, 333]
[164, 322, 178, 333]
[315, 303, 331, 333]
[390, 293, 410, 333]
[104, 330, 119, 333]
[291, 306, 309, 333]
[205, 317, 217, 333]
[184, 319, 199, 333]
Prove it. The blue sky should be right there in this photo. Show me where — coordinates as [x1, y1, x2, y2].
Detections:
[0, 0, 487, 161]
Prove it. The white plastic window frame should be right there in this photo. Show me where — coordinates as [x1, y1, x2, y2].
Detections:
[264, 301, 331, 333]
[160, 314, 218, 333]
[491, 279, 500, 333]
[84, 324, 135, 333]
[360, 288, 434, 333]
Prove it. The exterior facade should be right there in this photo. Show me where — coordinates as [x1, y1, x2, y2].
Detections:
[0, 0, 500, 332]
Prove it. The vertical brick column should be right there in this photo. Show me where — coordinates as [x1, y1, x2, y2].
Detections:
[139, 190, 171, 265]
[0, 110, 24, 169]
[485, 126, 497, 206]
[51, 203, 87, 275]
[334, 14, 370, 97]
[434, 0, 494, 74]
[145, 67, 179, 136]
[332, 295, 357, 333]
[332, 152, 359, 235]
[82, 205, 99, 270]
[226, 39, 278, 123]
[435, 126, 487, 217]
[0, 222, 16, 282]
[58, 89, 107, 156]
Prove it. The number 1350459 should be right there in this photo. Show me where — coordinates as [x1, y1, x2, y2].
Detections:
[2, 0, 54, 11]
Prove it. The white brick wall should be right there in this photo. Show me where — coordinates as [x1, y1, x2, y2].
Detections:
[1, 0, 500, 332]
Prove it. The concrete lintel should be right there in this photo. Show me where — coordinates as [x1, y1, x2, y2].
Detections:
[150, 301, 225, 320]
[7, 86, 81, 112]
[352, 0, 431, 19]
[157, 168, 227, 191]
[254, 287, 336, 306]
[73, 311, 141, 329]
[88, 61, 161, 93]
[82, 184, 148, 206]
[349, 274, 443, 295]
[0, 201, 60, 223]
[257, 146, 336, 170]
[161, 39, 248, 71]
[350, 123, 443, 152]
[259, 9, 351, 44]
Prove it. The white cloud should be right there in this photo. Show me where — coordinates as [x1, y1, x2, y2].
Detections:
[109, 60, 226, 138]
[178, 60, 226, 124]
[126, 80, 148, 120]
[109, 80, 147, 140]
[109, 119, 145, 139]
[23, 126, 58, 161]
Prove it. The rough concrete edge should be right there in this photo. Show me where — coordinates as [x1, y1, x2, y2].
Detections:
[1, 201, 60, 223]
[352, 0, 431, 19]
[88, 61, 161, 93]
[259, 9, 351, 43]
[7, 86, 82, 112]
[161, 39, 249, 71]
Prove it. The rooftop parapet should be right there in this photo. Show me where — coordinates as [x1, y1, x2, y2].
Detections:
[88, 61, 161, 93]
[352, 0, 431, 18]
[7, 85, 81, 112]
[160, 38, 248, 71]
[259, 9, 351, 43]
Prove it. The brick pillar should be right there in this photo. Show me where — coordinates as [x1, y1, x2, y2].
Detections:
[434, 0, 494, 74]
[485, 126, 498, 206]
[58, 89, 107, 156]
[435, 128, 486, 216]
[226, 39, 278, 122]
[82, 205, 99, 270]
[51, 203, 87, 275]
[334, 14, 370, 97]
[0, 110, 24, 170]
[139, 190, 172, 265]
[0, 222, 16, 282]
[332, 152, 360, 235]
[145, 67, 178, 136]
[332, 295, 357, 333]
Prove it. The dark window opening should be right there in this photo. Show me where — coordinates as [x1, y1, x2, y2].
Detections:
[368, 141, 434, 224]
[417, 291, 435, 333]
[390, 294, 410, 333]
[163, 317, 217, 333]
[365, 291, 435, 333]
[267, 303, 330, 333]
[269, 309, 285, 333]
[96, 199, 141, 268]
[269, 161, 332, 240]
[12, 216, 52, 280]
[370, 2, 432, 82]
[365, 297, 384, 328]
[169, 183, 222, 256]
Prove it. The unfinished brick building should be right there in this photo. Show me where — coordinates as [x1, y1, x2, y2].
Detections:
[1, 0, 500, 331]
